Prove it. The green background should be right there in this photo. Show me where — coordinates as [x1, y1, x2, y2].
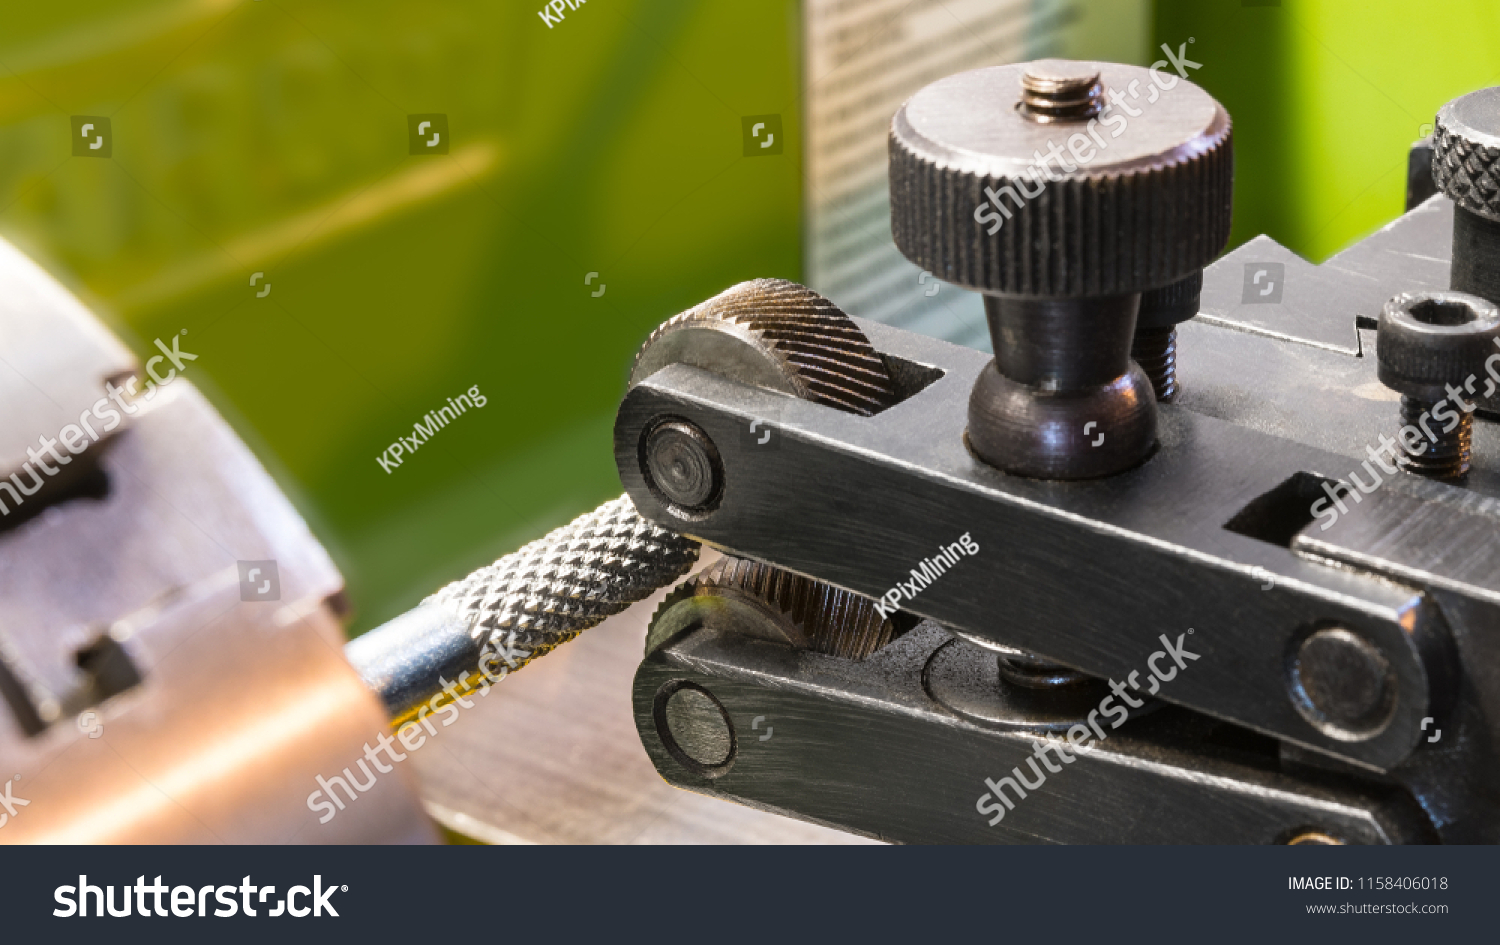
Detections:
[1157, 0, 1500, 260]
[1, 0, 1497, 635]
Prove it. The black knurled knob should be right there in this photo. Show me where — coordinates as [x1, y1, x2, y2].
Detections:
[888, 59, 1233, 479]
[1434, 87, 1500, 323]
[1434, 88, 1500, 224]
[890, 60, 1233, 299]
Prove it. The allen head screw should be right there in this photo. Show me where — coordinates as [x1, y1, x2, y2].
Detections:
[1376, 291, 1500, 480]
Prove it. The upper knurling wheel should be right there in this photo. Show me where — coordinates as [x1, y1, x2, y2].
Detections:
[889, 59, 1233, 298]
[630, 278, 898, 416]
[1433, 86, 1500, 223]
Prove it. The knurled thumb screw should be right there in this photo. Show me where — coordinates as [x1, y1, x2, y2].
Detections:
[1433, 84, 1500, 414]
[1434, 86, 1500, 309]
[888, 59, 1232, 479]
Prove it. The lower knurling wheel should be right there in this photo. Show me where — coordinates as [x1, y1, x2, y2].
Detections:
[650, 555, 903, 660]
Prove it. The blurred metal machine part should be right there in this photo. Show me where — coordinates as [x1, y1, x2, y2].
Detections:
[0, 240, 135, 516]
[0, 238, 432, 843]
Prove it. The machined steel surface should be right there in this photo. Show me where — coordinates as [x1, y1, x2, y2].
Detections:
[617, 325, 1460, 772]
[1190, 196, 1500, 429]
[1294, 477, 1500, 607]
[634, 624, 1433, 844]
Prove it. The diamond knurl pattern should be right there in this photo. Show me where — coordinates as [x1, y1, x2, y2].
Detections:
[426, 494, 700, 667]
[1434, 113, 1500, 222]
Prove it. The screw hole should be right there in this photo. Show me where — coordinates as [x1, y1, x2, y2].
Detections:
[1408, 299, 1478, 327]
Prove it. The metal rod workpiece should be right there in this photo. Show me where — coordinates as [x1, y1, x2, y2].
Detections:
[345, 494, 700, 725]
